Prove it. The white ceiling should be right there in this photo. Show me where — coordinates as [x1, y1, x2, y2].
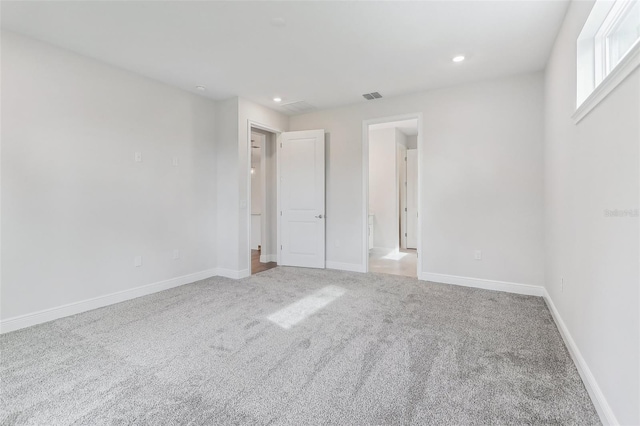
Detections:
[370, 119, 418, 136]
[1, 1, 569, 114]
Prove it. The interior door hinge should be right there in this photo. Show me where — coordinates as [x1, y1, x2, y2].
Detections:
[404, 207, 407, 212]
[280, 142, 283, 148]
[280, 245, 283, 250]
[404, 233, 407, 237]
[280, 211, 282, 216]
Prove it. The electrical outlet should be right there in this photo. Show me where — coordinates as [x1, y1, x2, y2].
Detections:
[172, 156, 179, 166]
[474, 250, 482, 260]
[134, 256, 142, 267]
[134, 152, 142, 163]
[173, 249, 180, 260]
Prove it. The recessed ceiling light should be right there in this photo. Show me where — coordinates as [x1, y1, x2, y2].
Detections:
[273, 97, 282, 102]
[196, 86, 206, 91]
[452, 55, 465, 63]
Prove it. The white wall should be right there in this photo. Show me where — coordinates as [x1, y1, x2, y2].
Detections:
[406, 135, 418, 149]
[395, 129, 408, 149]
[369, 128, 398, 250]
[1, 32, 217, 321]
[544, 1, 640, 424]
[214, 97, 240, 276]
[250, 214, 261, 250]
[290, 72, 545, 287]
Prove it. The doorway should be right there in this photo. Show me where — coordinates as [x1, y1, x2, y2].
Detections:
[248, 124, 327, 274]
[249, 127, 278, 275]
[363, 116, 421, 278]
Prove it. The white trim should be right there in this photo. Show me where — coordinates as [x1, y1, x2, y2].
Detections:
[260, 134, 268, 261]
[574, 36, 640, 124]
[362, 120, 369, 272]
[326, 261, 366, 273]
[260, 254, 277, 263]
[543, 289, 618, 426]
[362, 113, 424, 275]
[419, 272, 544, 297]
[217, 268, 250, 280]
[0, 269, 218, 334]
[276, 132, 282, 266]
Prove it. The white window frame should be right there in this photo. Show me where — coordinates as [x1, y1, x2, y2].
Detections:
[574, 0, 640, 123]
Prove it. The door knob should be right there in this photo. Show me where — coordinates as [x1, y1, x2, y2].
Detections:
[315, 214, 324, 219]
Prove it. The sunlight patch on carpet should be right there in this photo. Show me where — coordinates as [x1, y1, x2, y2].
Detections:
[267, 285, 346, 329]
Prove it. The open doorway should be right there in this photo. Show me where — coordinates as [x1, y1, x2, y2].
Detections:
[365, 118, 419, 278]
[250, 128, 278, 275]
[247, 124, 326, 275]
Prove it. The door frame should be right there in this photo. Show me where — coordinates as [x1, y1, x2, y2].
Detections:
[405, 148, 419, 250]
[246, 120, 283, 273]
[398, 143, 408, 250]
[362, 113, 424, 275]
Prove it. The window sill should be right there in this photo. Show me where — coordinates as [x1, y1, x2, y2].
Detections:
[573, 42, 640, 124]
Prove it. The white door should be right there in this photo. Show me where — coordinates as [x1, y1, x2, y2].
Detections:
[279, 129, 325, 268]
[406, 149, 418, 249]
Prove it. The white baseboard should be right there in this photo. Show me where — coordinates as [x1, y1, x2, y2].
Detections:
[326, 261, 366, 273]
[216, 268, 251, 279]
[419, 272, 544, 297]
[0, 268, 218, 334]
[543, 289, 618, 426]
[260, 254, 277, 263]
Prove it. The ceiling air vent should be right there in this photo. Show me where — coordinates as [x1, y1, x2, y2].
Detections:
[362, 92, 382, 100]
[279, 100, 316, 115]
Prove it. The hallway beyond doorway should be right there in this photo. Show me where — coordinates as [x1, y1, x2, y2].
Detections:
[368, 248, 417, 278]
[251, 249, 277, 275]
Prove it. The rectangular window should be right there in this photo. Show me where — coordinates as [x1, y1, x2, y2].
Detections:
[605, 0, 640, 71]
[575, 0, 640, 122]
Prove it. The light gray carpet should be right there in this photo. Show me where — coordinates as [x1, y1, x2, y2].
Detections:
[1, 267, 599, 425]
